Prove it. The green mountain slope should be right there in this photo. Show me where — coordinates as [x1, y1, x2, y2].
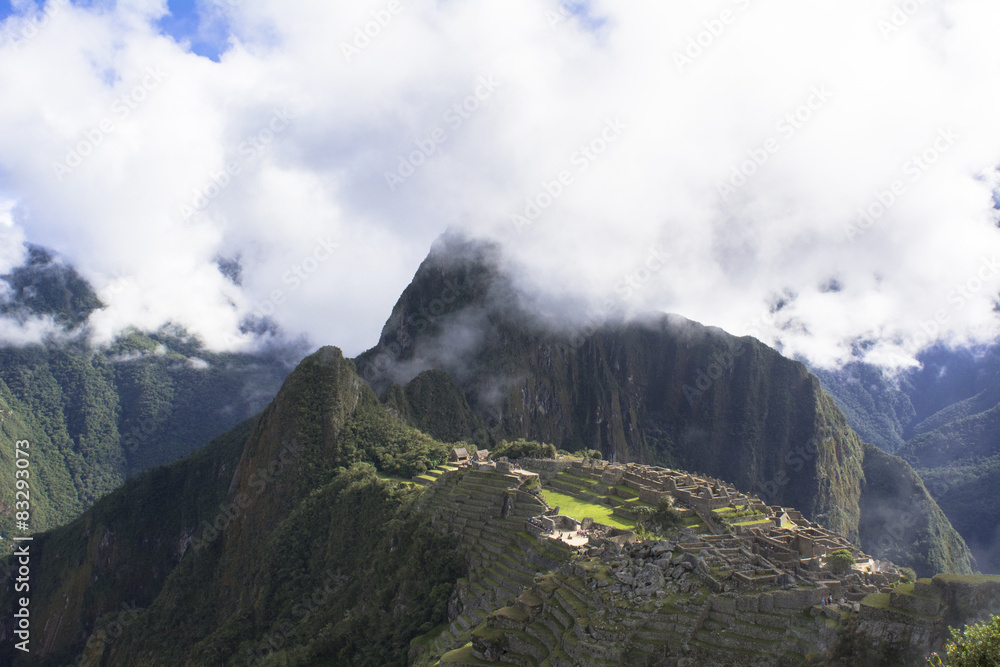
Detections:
[858, 443, 974, 577]
[0, 245, 102, 328]
[0, 245, 299, 545]
[0, 347, 464, 666]
[811, 363, 916, 452]
[382, 370, 489, 445]
[0, 346, 989, 666]
[896, 390, 1000, 574]
[0, 330, 296, 551]
[356, 234, 973, 576]
[817, 359, 1000, 574]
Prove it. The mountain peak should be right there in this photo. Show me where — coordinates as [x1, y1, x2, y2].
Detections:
[0, 244, 102, 328]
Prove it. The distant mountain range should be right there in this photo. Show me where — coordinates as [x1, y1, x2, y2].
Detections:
[0, 233, 996, 665]
[814, 346, 1000, 575]
[0, 246, 300, 543]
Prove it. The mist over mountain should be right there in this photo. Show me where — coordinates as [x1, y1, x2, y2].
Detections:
[1, 2, 1000, 663]
[815, 349, 1000, 575]
[1, 233, 992, 583]
[0, 245, 303, 543]
[0, 244, 102, 329]
[357, 233, 973, 577]
[2, 235, 998, 666]
[2, 1, 1000, 367]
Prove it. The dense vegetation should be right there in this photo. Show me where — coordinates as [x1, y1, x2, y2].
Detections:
[812, 362, 916, 452]
[646, 497, 683, 533]
[102, 465, 464, 667]
[0, 245, 299, 551]
[0, 329, 295, 553]
[381, 369, 489, 446]
[489, 438, 557, 460]
[828, 548, 856, 574]
[0, 244, 102, 327]
[817, 349, 1000, 574]
[858, 443, 973, 578]
[0, 347, 466, 665]
[928, 614, 1000, 666]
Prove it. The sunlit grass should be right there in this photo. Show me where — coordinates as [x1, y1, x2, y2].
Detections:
[541, 489, 635, 530]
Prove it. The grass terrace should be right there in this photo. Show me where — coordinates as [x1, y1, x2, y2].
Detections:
[680, 515, 705, 531]
[439, 643, 491, 665]
[376, 472, 419, 486]
[544, 471, 718, 535]
[860, 592, 891, 609]
[730, 517, 772, 527]
[933, 574, 1000, 584]
[405, 463, 461, 486]
[561, 471, 601, 486]
[541, 489, 636, 530]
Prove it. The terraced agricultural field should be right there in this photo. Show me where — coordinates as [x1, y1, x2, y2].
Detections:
[540, 488, 635, 529]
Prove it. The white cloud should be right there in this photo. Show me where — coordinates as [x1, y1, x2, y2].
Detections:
[0, 0, 998, 367]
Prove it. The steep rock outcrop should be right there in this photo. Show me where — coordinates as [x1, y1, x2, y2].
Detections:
[356, 234, 973, 575]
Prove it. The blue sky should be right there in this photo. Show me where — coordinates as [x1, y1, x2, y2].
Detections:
[0, 1, 999, 364]
[154, 0, 231, 60]
[0, 0, 228, 59]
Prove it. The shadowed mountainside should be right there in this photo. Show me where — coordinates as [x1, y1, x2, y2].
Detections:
[356, 234, 973, 577]
[0, 347, 464, 666]
[817, 354, 1000, 574]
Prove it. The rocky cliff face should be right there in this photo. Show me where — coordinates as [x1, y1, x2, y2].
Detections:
[816, 352, 1000, 575]
[841, 574, 1000, 665]
[356, 234, 973, 576]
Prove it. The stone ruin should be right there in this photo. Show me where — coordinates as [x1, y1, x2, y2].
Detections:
[514, 457, 899, 604]
[410, 458, 999, 667]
